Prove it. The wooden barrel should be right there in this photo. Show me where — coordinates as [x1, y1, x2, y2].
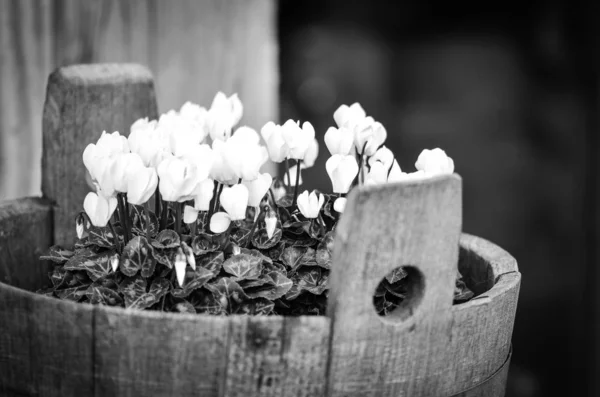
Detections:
[0, 64, 520, 397]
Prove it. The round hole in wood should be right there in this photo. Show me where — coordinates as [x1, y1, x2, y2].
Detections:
[373, 266, 424, 321]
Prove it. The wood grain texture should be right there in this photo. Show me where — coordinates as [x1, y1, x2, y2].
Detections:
[0, 0, 278, 201]
[326, 175, 521, 397]
[0, 197, 53, 291]
[94, 308, 229, 396]
[224, 315, 330, 397]
[42, 63, 158, 247]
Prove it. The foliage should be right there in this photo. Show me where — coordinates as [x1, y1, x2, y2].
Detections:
[39, 187, 473, 316]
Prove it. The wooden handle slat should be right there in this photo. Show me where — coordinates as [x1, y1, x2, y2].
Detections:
[327, 174, 463, 396]
[42, 63, 158, 247]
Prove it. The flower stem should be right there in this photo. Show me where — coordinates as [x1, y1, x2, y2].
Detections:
[154, 190, 161, 215]
[206, 181, 219, 231]
[144, 203, 151, 239]
[268, 188, 279, 211]
[284, 159, 291, 186]
[291, 159, 302, 207]
[117, 194, 131, 244]
[214, 184, 224, 212]
[109, 220, 121, 254]
[160, 198, 169, 230]
[175, 202, 182, 236]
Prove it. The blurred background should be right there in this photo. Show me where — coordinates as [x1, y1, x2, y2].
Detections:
[1, 0, 598, 396]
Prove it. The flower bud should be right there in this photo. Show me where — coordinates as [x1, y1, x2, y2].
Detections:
[243, 173, 273, 207]
[220, 184, 249, 221]
[325, 154, 359, 193]
[297, 190, 325, 219]
[174, 247, 187, 287]
[265, 210, 278, 239]
[415, 148, 455, 176]
[333, 197, 347, 213]
[83, 192, 118, 227]
[181, 241, 196, 270]
[210, 212, 232, 234]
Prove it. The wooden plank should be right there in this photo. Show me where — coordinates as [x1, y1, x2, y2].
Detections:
[94, 309, 230, 397]
[224, 316, 330, 396]
[0, 0, 278, 201]
[327, 175, 463, 396]
[41, 63, 158, 247]
[453, 349, 511, 397]
[0, 197, 53, 291]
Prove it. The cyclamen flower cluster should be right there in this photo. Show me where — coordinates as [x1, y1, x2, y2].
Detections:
[79, 93, 454, 289]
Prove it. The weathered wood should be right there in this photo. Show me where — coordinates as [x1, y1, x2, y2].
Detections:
[326, 175, 520, 396]
[0, 197, 53, 291]
[224, 315, 330, 396]
[94, 308, 229, 396]
[0, 0, 278, 201]
[42, 63, 158, 247]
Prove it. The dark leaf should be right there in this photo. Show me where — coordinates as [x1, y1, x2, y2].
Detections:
[233, 298, 274, 315]
[286, 267, 329, 299]
[119, 276, 147, 308]
[205, 278, 249, 313]
[119, 236, 156, 278]
[245, 271, 292, 300]
[86, 286, 123, 306]
[189, 291, 226, 315]
[40, 246, 74, 263]
[64, 250, 117, 282]
[222, 254, 263, 280]
[153, 247, 178, 269]
[277, 194, 294, 208]
[171, 300, 196, 314]
[240, 248, 273, 265]
[230, 225, 252, 247]
[152, 230, 180, 249]
[88, 226, 118, 248]
[149, 278, 171, 300]
[266, 242, 285, 261]
[56, 286, 87, 302]
[63, 247, 99, 269]
[192, 233, 220, 255]
[251, 227, 282, 250]
[315, 231, 334, 269]
[130, 205, 159, 237]
[385, 267, 408, 284]
[281, 247, 316, 272]
[127, 293, 158, 310]
[172, 266, 214, 298]
[196, 251, 225, 273]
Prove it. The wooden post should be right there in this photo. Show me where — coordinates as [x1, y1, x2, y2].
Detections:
[41, 64, 158, 247]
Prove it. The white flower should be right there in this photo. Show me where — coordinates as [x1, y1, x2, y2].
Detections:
[281, 120, 315, 160]
[174, 247, 187, 287]
[265, 211, 277, 239]
[333, 103, 366, 130]
[243, 173, 273, 207]
[324, 126, 354, 156]
[183, 205, 199, 224]
[220, 184, 249, 221]
[261, 122, 289, 162]
[303, 138, 319, 168]
[333, 197, 347, 213]
[205, 92, 243, 141]
[157, 156, 202, 202]
[415, 148, 455, 176]
[193, 178, 215, 211]
[297, 190, 324, 219]
[126, 166, 158, 205]
[158, 110, 206, 157]
[179, 101, 208, 137]
[224, 128, 269, 181]
[283, 165, 303, 187]
[326, 154, 359, 193]
[83, 192, 118, 227]
[128, 122, 169, 168]
[179, 144, 214, 182]
[95, 130, 130, 155]
[364, 161, 389, 185]
[210, 212, 232, 233]
[109, 153, 145, 194]
[368, 146, 395, 169]
[387, 160, 406, 182]
[210, 140, 237, 184]
[355, 120, 386, 156]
